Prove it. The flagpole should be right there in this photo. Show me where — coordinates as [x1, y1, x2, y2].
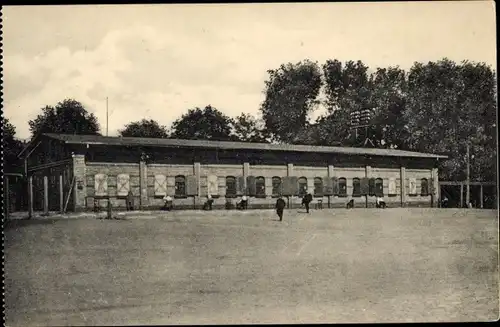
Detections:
[106, 97, 109, 137]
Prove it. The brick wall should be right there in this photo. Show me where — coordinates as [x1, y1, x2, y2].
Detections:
[78, 158, 437, 211]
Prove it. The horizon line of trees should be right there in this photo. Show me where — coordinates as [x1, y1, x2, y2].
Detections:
[3, 57, 497, 182]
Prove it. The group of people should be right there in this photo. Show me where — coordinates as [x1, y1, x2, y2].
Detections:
[275, 190, 314, 222]
[276, 190, 387, 220]
[156, 188, 386, 218]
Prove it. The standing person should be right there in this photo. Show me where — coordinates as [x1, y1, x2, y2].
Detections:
[126, 190, 134, 211]
[441, 195, 449, 208]
[276, 195, 286, 221]
[204, 194, 214, 210]
[239, 195, 248, 210]
[302, 190, 313, 213]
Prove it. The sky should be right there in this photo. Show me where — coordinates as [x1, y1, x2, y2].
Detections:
[2, 1, 497, 139]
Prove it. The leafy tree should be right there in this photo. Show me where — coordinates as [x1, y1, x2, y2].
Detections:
[231, 113, 270, 143]
[169, 105, 234, 141]
[403, 58, 497, 181]
[323, 59, 372, 113]
[119, 119, 169, 138]
[2, 118, 25, 173]
[309, 111, 352, 146]
[321, 60, 374, 146]
[368, 66, 409, 149]
[260, 60, 323, 143]
[28, 99, 100, 138]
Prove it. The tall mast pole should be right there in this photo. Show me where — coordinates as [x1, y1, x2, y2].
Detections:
[106, 97, 109, 137]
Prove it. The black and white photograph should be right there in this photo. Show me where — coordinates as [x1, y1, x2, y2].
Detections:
[2, 1, 498, 325]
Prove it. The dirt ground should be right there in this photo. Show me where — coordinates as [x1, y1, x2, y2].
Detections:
[4, 208, 499, 325]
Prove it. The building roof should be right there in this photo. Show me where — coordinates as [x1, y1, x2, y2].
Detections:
[33, 133, 447, 159]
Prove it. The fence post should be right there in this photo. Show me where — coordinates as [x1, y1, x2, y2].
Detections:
[59, 175, 64, 213]
[44, 176, 49, 215]
[460, 183, 464, 208]
[28, 175, 33, 219]
[480, 184, 484, 209]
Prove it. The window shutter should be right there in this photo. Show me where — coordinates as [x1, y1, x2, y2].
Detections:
[368, 178, 376, 196]
[428, 178, 434, 195]
[409, 178, 417, 195]
[166, 177, 175, 196]
[207, 175, 218, 196]
[246, 176, 256, 196]
[360, 177, 369, 196]
[116, 174, 130, 196]
[186, 176, 198, 196]
[290, 176, 298, 196]
[323, 177, 334, 195]
[282, 177, 292, 196]
[236, 176, 246, 195]
[332, 177, 339, 195]
[282, 176, 298, 196]
[95, 174, 108, 197]
[388, 178, 397, 195]
[154, 174, 167, 197]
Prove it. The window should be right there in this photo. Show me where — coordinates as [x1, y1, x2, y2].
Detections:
[298, 177, 308, 197]
[314, 177, 323, 197]
[175, 175, 186, 197]
[352, 178, 361, 197]
[226, 176, 237, 197]
[255, 176, 266, 197]
[338, 178, 347, 196]
[368, 178, 376, 196]
[272, 177, 282, 197]
[421, 178, 429, 196]
[375, 178, 384, 196]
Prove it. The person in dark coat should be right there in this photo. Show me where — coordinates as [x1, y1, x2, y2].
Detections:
[275, 196, 286, 221]
[203, 195, 214, 210]
[441, 195, 449, 208]
[302, 190, 313, 213]
[126, 190, 134, 211]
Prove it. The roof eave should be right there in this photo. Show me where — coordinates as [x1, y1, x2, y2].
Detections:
[61, 139, 448, 159]
[17, 134, 42, 159]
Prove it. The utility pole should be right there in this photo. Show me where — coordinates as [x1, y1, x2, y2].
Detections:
[106, 97, 109, 137]
[466, 142, 470, 207]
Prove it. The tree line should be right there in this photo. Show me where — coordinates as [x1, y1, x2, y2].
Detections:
[3, 58, 496, 182]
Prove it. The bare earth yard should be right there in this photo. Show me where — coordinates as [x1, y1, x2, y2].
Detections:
[4, 208, 499, 325]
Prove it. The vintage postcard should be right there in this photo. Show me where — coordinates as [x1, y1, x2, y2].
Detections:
[2, 2, 498, 325]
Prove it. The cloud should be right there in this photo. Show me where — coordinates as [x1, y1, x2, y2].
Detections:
[3, 2, 496, 140]
[4, 22, 281, 139]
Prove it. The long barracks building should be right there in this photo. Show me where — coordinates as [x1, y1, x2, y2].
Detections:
[19, 133, 447, 212]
